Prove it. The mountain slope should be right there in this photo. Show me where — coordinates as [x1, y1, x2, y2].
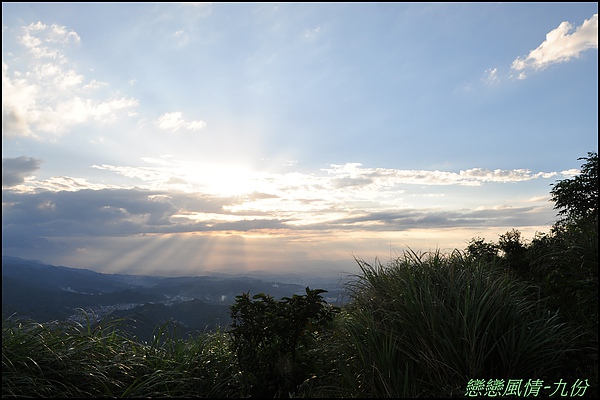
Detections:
[2, 256, 317, 337]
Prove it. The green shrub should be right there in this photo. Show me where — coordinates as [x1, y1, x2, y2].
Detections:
[228, 287, 339, 397]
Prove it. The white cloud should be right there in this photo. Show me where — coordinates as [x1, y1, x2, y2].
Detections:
[53, 69, 84, 89]
[83, 79, 109, 90]
[2, 21, 137, 139]
[20, 21, 80, 61]
[483, 68, 499, 85]
[86, 161, 567, 209]
[511, 14, 598, 78]
[93, 163, 171, 181]
[156, 112, 206, 132]
[5, 175, 126, 194]
[560, 168, 581, 177]
[2, 62, 38, 138]
[322, 163, 557, 187]
[156, 112, 185, 131]
[187, 120, 208, 130]
[46, 23, 81, 44]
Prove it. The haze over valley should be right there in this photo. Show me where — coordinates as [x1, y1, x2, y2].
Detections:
[2, 255, 348, 342]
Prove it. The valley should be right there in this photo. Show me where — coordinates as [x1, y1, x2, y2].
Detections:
[2, 256, 348, 342]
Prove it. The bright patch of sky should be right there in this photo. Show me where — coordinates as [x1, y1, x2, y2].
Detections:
[2, 2, 597, 279]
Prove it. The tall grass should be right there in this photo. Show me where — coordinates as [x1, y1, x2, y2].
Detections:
[2, 311, 239, 398]
[341, 249, 574, 398]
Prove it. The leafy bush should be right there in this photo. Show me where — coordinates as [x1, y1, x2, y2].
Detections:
[550, 152, 598, 226]
[228, 287, 339, 397]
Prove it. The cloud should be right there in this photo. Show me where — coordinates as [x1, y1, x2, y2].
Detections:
[2, 22, 138, 139]
[2, 62, 38, 137]
[313, 205, 555, 232]
[92, 162, 205, 192]
[15, 157, 566, 200]
[1, 183, 556, 247]
[3, 159, 565, 250]
[2, 189, 178, 236]
[511, 14, 598, 79]
[2, 156, 42, 187]
[156, 112, 207, 132]
[12, 176, 127, 194]
[322, 163, 557, 187]
[0, 188, 289, 246]
[19, 21, 81, 60]
[483, 68, 499, 85]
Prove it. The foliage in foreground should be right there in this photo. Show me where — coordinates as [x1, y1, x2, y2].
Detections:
[228, 287, 340, 397]
[2, 314, 238, 398]
[464, 151, 598, 395]
[2, 246, 596, 398]
[341, 250, 575, 398]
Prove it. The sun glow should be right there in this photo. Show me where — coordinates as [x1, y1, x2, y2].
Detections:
[176, 162, 268, 196]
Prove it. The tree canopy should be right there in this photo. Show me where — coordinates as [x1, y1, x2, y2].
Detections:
[550, 151, 598, 226]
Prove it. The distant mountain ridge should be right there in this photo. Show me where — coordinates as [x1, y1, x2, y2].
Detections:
[2, 256, 346, 342]
[2, 255, 162, 294]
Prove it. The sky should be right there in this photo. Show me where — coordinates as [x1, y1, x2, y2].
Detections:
[2, 2, 598, 280]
